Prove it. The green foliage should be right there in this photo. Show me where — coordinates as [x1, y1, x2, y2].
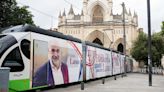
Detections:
[151, 33, 164, 66]
[0, 0, 34, 28]
[161, 21, 164, 35]
[131, 31, 148, 65]
[131, 27, 164, 67]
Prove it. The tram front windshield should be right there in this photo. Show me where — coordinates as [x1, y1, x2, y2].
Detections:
[0, 35, 17, 58]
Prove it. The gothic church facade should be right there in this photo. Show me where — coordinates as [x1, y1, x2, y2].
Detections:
[57, 0, 142, 54]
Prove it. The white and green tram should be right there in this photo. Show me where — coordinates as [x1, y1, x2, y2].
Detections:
[0, 24, 133, 91]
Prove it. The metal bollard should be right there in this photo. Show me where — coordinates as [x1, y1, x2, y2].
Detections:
[102, 78, 105, 84]
[81, 82, 84, 90]
[114, 76, 117, 80]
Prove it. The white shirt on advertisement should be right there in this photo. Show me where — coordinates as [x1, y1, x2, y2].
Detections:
[50, 59, 64, 85]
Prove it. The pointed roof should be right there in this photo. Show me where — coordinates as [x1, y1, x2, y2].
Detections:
[122, 3, 128, 15]
[129, 9, 131, 16]
[133, 11, 138, 17]
[124, 6, 128, 14]
[68, 5, 74, 15]
[63, 9, 66, 16]
[81, 10, 84, 16]
[58, 11, 62, 18]
[110, 9, 113, 15]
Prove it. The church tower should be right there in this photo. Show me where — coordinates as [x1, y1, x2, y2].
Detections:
[83, 0, 113, 22]
[57, 0, 141, 55]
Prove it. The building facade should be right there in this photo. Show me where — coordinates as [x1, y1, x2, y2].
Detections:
[57, 0, 142, 55]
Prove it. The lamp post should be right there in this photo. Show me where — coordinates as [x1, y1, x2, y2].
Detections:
[147, 0, 152, 86]
[121, 2, 127, 76]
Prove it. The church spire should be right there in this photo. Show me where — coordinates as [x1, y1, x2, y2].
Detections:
[62, 9, 66, 16]
[68, 4, 74, 15]
[124, 6, 128, 14]
[122, 4, 128, 15]
[58, 11, 62, 18]
[133, 11, 138, 17]
[110, 9, 113, 15]
[81, 10, 84, 16]
[129, 9, 131, 16]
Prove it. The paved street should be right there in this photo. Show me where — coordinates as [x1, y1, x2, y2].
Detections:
[43, 73, 164, 92]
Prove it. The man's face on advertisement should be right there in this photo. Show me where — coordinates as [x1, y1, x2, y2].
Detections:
[50, 45, 60, 63]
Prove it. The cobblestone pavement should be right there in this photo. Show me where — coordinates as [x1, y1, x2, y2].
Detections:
[42, 73, 164, 92]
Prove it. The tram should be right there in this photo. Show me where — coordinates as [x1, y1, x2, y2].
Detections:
[0, 24, 133, 91]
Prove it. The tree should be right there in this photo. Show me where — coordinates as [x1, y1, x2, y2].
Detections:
[0, 0, 34, 28]
[131, 31, 148, 65]
[131, 29, 164, 67]
[151, 33, 164, 66]
[11, 6, 34, 25]
[161, 21, 164, 35]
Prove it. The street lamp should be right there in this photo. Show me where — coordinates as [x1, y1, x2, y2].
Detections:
[121, 2, 127, 76]
[147, 0, 152, 86]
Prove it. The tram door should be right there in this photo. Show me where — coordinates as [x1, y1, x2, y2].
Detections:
[32, 40, 48, 87]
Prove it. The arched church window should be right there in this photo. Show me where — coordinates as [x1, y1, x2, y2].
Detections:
[117, 43, 124, 53]
[93, 38, 103, 46]
[92, 5, 103, 23]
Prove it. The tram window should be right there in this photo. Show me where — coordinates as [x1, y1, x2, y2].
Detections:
[0, 35, 17, 58]
[0, 35, 6, 49]
[1, 47, 24, 72]
[0, 35, 6, 39]
[20, 39, 30, 59]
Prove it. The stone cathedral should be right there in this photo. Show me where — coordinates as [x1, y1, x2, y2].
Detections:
[57, 0, 142, 55]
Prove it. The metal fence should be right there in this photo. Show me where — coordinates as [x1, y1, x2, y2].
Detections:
[136, 67, 163, 75]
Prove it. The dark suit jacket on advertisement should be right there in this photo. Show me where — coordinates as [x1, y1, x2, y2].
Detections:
[32, 60, 69, 87]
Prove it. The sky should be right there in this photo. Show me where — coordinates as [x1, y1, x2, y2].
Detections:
[16, 0, 164, 33]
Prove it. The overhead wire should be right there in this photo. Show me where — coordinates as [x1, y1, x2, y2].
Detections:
[17, 1, 58, 28]
[63, 0, 81, 10]
[17, 0, 84, 28]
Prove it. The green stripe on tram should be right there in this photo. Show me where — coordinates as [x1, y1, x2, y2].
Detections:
[9, 79, 49, 92]
[9, 79, 30, 92]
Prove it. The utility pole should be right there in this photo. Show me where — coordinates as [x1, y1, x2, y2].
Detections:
[147, 0, 152, 86]
[121, 2, 127, 76]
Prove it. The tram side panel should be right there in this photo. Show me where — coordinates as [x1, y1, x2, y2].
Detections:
[86, 45, 96, 80]
[120, 55, 125, 74]
[104, 49, 112, 77]
[86, 45, 112, 80]
[95, 48, 112, 78]
[0, 32, 127, 91]
[112, 52, 121, 75]
[31, 32, 82, 88]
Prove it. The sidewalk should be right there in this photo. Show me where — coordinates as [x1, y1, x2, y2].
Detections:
[44, 73, 164, 92]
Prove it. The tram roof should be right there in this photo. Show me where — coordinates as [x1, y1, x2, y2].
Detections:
[1, 24, 81, 43]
